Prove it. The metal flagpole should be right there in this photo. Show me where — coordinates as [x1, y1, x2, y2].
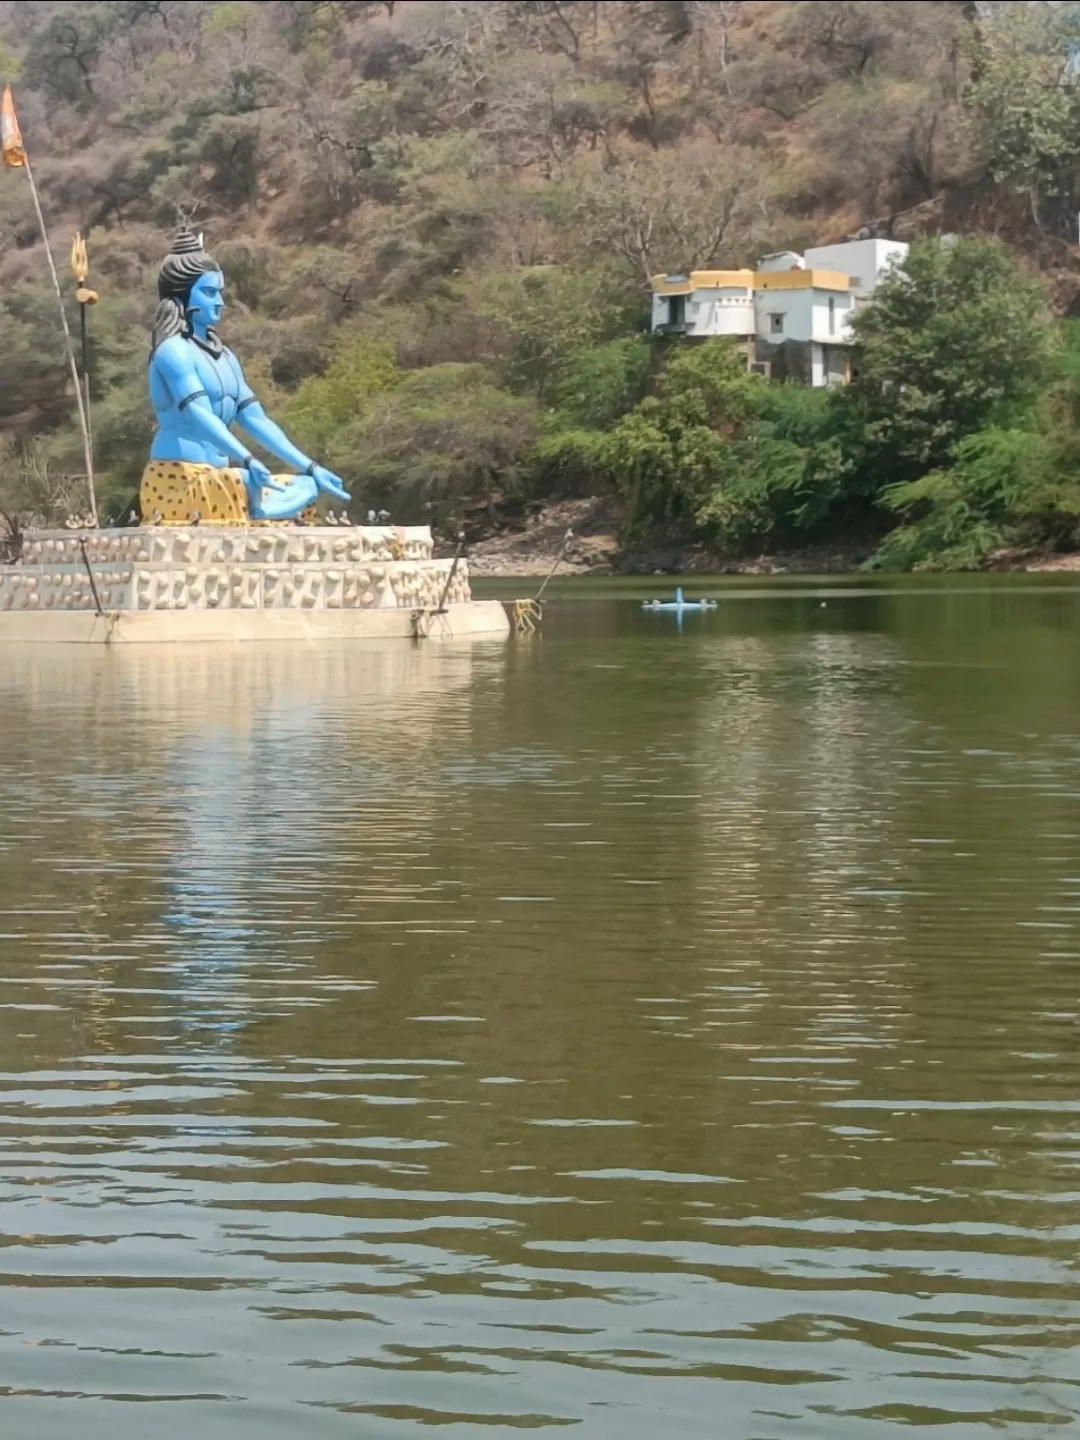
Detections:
[2, 88, 97, 526]
[22, 159, 98, 526]
[71, 232, 98, 484]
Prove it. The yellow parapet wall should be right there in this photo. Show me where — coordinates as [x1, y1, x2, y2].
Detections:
[754, 269, 851, 292]
[651, 269, 755, 295]
[652, 268, 851, 297]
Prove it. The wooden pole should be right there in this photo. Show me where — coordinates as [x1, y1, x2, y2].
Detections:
[22, 158, 97, 526]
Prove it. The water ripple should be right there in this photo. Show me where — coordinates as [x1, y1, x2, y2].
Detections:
[0, 609, 1077, 1436]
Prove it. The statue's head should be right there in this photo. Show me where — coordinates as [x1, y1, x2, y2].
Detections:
[150, 229, 225, 355]
[187, 269, 225, 327]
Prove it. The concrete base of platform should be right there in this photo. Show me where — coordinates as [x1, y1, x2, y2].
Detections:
[0, 600, 509, 645]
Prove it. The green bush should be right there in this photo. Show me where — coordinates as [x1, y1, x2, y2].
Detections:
[696, 386, 843, 550]
[870, 427, 1080, 570]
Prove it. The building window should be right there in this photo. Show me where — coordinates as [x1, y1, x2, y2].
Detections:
[668, 295, 686, 328]
[769, 312, 784, 335]
[828, 296, 836, 335]
[848, 276, 862, 289]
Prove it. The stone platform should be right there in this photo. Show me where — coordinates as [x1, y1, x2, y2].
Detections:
[0, 525, 509, 644]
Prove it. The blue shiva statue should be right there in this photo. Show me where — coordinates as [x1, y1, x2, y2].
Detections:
[140, 229, 350, 525]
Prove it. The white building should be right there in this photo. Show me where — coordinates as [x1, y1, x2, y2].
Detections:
[650, 239, 909, 387]
[755, 267, 856, 386]
[757, 251, 805, 273]
[802, 239, 909, 302]
[650, 269, 757, 341]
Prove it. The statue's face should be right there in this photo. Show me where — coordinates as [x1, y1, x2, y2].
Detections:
[187, 269, 225, 326]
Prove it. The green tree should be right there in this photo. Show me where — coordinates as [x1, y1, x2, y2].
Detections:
[604, 339, 767, 535]
[477, 265, 636, 403]
[285, 334, 401, 457]
[531, 337, 652, 497]
[354, 363, 540, 523]
[844, 237, 1056, 491]
[553, 336, 652, 429]
[696, 385, 844, 550]
[870, 317, 1080, 570]
[871, 425, 1080, 570]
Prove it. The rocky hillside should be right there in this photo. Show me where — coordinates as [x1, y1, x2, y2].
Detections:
[0, 1, 1076, 524]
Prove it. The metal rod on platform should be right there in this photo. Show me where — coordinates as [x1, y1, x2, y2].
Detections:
[436, 532, 467, 615]
[535, 528, 573, 604]
[77, 536, 104, 616]
[71, 233, 98, 506]
[80, 303, 93, 463]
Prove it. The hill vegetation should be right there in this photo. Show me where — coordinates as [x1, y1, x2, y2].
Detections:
[2, 0, 1080, 567]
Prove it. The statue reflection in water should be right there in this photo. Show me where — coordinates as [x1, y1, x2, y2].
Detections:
[152, 645, 451, 1046]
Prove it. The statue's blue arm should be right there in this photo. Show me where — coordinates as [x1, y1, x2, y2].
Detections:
[230, 355, 351, 504]
[153, 337, 257, 467]
[236, 401, 314, 473]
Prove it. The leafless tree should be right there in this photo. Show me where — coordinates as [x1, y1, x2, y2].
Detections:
[576, 146, 771, 286]
[0, 437, 87, 536]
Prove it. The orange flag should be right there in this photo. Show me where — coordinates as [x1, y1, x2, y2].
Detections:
[2, 85, 26, 168]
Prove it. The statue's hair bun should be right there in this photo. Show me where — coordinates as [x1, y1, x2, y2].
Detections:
[170, 229, 204, 256]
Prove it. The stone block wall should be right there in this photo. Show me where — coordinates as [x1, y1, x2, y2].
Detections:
[20, 525, 435, 569]
[0, 526, 471, 614]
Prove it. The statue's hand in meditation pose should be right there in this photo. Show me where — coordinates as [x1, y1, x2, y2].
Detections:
[308, 464, 351, 506]
[141, 230, 351, 526]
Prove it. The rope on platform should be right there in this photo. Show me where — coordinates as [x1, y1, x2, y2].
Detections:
[411, 607, 453, 640]
[102, 611, 121, 644]
[510, 528, 574, 632]
[512, 598, 543, 634]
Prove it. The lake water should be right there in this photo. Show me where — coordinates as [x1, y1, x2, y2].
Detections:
[1, 577, 1079, 1438]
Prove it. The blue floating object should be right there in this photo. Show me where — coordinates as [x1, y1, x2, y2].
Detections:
[642, 586, 717, 613]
